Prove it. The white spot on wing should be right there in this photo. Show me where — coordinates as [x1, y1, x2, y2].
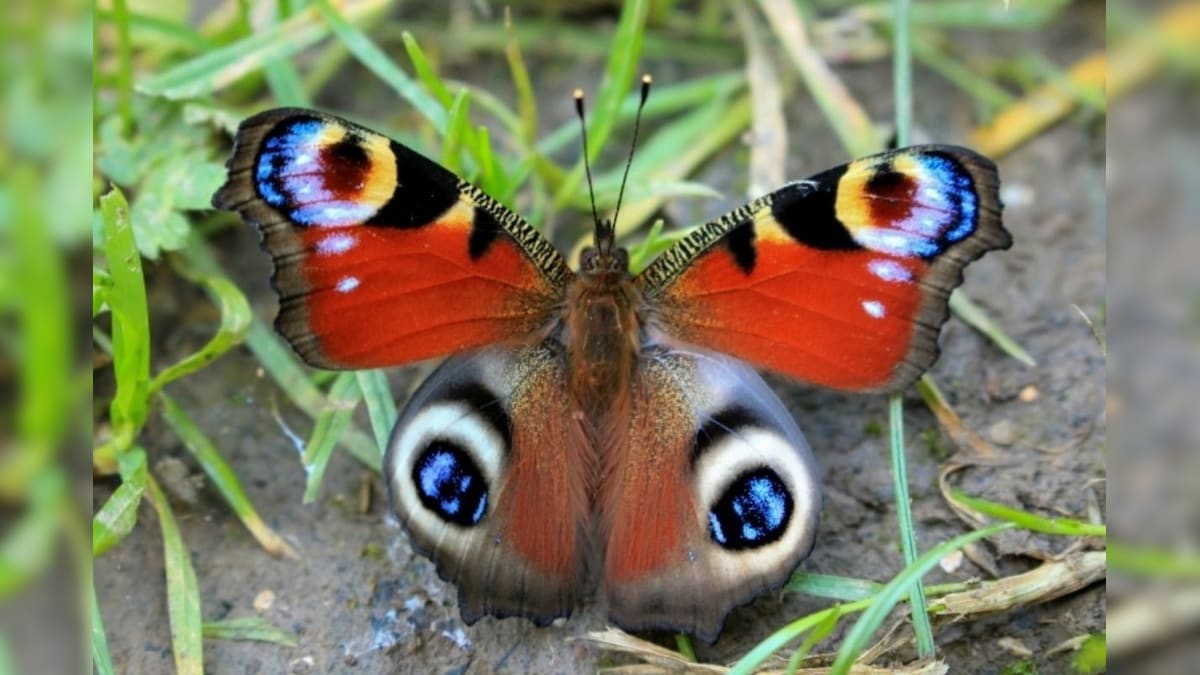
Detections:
[862, 300, 886, 319]
[867, 258, 912, 283]
[317, 232, 356, 255]
[336, 276, 360, 293]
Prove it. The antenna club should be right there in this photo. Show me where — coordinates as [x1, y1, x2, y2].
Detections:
[573, 88, 585, 101]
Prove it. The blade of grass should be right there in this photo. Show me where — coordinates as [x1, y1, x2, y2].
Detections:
[149, 273, 251, 394]
[1108, 543, 1200, 578]
[95, 8, 216, 52]
[257, 2, 310, 107]
[175, 239, 381, 470]
[889, 396, 934, 657]
[97, 187, 149, 470]
[0, 470, 65, 598]
[356, 370, 398, 452]
[145, 474, 204, 675]
[3, 167, 69, 498]
[303, 372, 363, 503]
[504, 7, 538, 147]
[138, 1, 388, 99]
[313, 0, 445, 132]
[160, 393, 300, 558]
[949, 290, 1037, 366]
[829, 523, 1014, 674]
[111, 0, 134, 133]
[245, 318, 381, 471]
[92, 583, 117, 675]
[785, 608, 841, 674]
[787, 572, 884, 602]
[441, 89, 472, 176]
[889, 0, 934, 658]
[948, 490, 1106, 537]
[552, 0, 650, 209]
[92, 448, 148, 556]
[202, 616, 299, 647]
[757, 0, 880, 157]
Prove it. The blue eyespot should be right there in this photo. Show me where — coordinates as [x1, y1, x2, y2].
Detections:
[412, 441, 488, 526]
[708, 468, 792, 550]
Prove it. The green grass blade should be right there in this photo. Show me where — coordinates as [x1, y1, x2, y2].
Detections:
[92, 447, 148, 556]
[314, 0, 445, 131]
[889, 396, 934, 656]
[245, 318, 382, 470]
[552, 0, 650, 208]
[950, 290, 1037, 366]
[949, 490, 1106, 537]
[356, 370, 398, 452]
[757, 0, 880, 157]
[829, 523, 1014, 674]
[730, 596, 875, 675]
[888, 0, 934, 655]
[100, 187, 150, 455]
[202, 616, 299, 647]
[303, 372, 363, 503]
[1108, 543, 1200, 578]
[242, 1, 310, 107]
[0, 470, 65, 598]
[149, 273, 251, 394]
[441, 89, 472, 175]
[146, 475, 204, 675]
[787, 572, 884, 602]
[400, 31, 454, 106]
[111, 0, 134, 132]
[504, 8, 538, 146]
[139, 2, 386, 99]
[160, 393, 299, 558]
[92, 583, 117, 675]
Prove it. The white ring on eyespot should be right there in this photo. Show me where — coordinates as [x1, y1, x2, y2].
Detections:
[388, 402, 507, 536]
[862, 300, 885, 319]
[692, 428, 819, 578]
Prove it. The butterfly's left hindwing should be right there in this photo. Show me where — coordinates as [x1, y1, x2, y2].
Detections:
[385, 342, 592, 624]
[213, 108, 573, 370]
[639, 145, 1010, 393]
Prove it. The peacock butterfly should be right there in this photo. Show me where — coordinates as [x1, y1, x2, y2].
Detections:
[213, 78, 1009, 641]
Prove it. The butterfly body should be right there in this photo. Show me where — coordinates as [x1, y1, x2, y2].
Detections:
[214, 106, 1010, 641]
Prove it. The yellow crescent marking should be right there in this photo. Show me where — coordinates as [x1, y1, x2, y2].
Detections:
[358, 132, 398, 209]
[752, 205, 792, 243]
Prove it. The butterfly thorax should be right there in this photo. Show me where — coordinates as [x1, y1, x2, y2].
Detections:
[566, 244, 641, 421]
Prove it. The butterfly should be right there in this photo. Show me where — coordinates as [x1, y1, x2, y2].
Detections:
[213, 89, 1009, 641]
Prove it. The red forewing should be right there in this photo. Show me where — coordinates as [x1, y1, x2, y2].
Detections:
[638, 146, 1010, 393]
[213, 108, 572, 370]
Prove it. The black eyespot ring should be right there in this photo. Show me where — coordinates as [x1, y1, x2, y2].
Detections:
[708, 467, 792, 550]
[412, 440, 489, 526]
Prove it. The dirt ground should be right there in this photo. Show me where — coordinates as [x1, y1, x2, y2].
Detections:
[95, 5, 1106, 674]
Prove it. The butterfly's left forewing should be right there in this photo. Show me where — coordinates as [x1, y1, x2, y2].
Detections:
[638, 146, 1010, 393]
[214, 108, 573, 370]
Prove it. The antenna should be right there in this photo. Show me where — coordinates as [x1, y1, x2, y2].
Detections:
[573, 89, 604, 243]
[612, 74, 652, 235]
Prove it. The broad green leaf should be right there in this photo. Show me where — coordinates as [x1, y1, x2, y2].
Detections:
[100, 187, 150, 449]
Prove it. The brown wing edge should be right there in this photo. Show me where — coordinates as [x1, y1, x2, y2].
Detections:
[881, 149, 1010, 393]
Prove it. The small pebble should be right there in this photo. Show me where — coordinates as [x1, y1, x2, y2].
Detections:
[939, 549, 964, 574]
[254, 589, 276, 612]
[986, 419, 1018, 446]
[1019, 385, 1040, 403]
[997, 636, 1034, 658]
